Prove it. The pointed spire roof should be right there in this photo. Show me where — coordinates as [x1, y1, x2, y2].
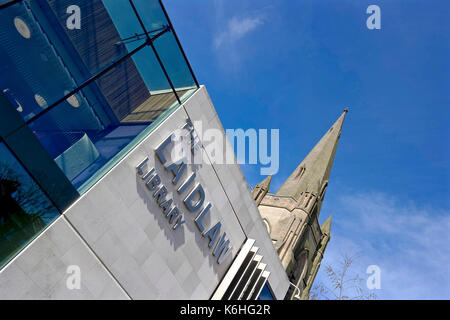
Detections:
[276, 109, 348, 201]
[255, 175, 272, 191]
[321, 215, 332, 235]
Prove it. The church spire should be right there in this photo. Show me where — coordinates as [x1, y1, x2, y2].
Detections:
[257, 175, 272, 191]
[252, 175, 272, 206]
[276, 109, 348, 202]
[321, 215, 332, 236]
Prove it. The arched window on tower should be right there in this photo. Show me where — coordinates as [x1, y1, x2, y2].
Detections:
[310, 204, 318, 220]
[295, 250, 309, 284]
[306, 194, 313, 209]
[300, 192, 309, 207]
[256, 188, 263, 200]
[302, 192, 316, 211]
[319, 182, 328, 200]
[295, 166, 305, 180]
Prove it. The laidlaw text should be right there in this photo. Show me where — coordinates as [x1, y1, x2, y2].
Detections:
[136, 121, 232, 264]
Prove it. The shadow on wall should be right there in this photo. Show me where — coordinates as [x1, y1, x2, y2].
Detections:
[135, 150, 230, 277]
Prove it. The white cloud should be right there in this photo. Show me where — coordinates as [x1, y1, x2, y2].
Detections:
[214, 15, 264, 48]
[315, 191, 450, 299]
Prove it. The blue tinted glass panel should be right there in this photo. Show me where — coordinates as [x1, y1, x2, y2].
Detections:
[153, 30, 197, 93]
[0, 0, 149, 121]
[258, 283, 275, 300]
[0, 142, 60, 269]
[131, 0, 197, 96]
[27, 46, 180, 191]
[1, 0, 198, 194]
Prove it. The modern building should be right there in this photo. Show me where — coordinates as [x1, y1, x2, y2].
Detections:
[0, 0, 346, 300]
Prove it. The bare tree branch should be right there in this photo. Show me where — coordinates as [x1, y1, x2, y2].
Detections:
[310, 253, 378, 300]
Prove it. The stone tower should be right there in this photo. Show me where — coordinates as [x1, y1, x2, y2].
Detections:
[253, 109, 347, 300]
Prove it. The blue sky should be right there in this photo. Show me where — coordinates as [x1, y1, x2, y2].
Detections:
[164, 0, 449, 299]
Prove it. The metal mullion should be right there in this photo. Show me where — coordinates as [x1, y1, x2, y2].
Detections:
[158, 0, 199, 88]
[0, 0, 22, 10]
[128, 0, 181, 104]
[128, 0, 152, 40]
[22, 24, 170, 127]
[0, 137, 65, 213]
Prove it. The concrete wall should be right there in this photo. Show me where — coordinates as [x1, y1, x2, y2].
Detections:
[0, 86, 289, 299]
[0, 216, 128, 299]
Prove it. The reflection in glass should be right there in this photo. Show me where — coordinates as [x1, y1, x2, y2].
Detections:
[129, 0, 198, 98]
[0, 0, 198, 193]
[0, 142, 60, 269]
[0, 0, 149, 122]
[28, 46, 180, 190]
[153, 30, 197, 98]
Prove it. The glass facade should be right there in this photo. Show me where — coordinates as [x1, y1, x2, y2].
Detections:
[0, 141, 60, 268]
[0, 0, 198, 191]
[0, 0, 198, 268]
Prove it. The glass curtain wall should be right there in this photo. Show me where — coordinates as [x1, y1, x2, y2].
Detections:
[0, 0, 198, 192]
[0, 0, 198, 268]
[0, 141, 60, 269]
